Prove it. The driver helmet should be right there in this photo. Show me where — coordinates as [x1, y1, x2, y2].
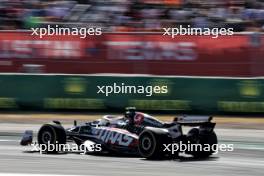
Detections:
[124, 107, 136, 124]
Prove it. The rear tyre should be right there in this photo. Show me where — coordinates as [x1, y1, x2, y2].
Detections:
[37, 124, 66, 153]
[138, 130, 171, 159]
[187, 128, 218, 158]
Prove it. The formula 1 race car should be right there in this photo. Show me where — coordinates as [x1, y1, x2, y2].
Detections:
[21, 107, 218, 159]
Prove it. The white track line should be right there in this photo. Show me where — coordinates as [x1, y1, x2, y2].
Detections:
[0, 174, 95, 176]
[0, 140, 19, 142]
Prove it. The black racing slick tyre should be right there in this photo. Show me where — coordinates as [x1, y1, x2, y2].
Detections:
[138, 129, 171, 159]
[37, 124, 66, 153]
[187, 128, 218, 158]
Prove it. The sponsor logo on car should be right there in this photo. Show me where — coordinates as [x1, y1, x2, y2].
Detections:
[92, 128, 134, 146]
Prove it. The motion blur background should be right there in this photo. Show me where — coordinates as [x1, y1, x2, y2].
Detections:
[0, 2, 263, 176]
[0, 0, 263, 114]
[0, 0, 264, 31]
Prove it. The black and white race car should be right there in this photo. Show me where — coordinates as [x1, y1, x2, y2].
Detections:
[21, 107, 218, 159]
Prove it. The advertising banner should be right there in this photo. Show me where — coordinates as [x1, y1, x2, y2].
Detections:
[0, 32, 263, 76]
[1, 74, 264, 114]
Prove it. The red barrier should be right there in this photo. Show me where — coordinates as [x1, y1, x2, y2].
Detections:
[0, 32, 263, 76]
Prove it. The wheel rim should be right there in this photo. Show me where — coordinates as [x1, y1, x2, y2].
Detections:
[141, 136, 152, 151]
[139, 132, 156, 158]
[42, 131, 52, 144]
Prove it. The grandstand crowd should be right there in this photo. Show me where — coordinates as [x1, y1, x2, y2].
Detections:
[0, 0, 263, 32]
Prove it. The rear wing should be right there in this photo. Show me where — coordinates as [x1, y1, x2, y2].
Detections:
[175, 115, 213, 126]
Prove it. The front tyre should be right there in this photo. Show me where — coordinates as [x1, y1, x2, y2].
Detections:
[37, 124, 66, 153]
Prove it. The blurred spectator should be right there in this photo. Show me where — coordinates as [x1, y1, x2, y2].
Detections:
[0, 0, 263, 32]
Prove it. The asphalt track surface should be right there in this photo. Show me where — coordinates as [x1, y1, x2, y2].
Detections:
[0, 125, 264, 176]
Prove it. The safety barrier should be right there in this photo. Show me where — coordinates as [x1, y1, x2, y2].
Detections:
[1, 74, 264, 114]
